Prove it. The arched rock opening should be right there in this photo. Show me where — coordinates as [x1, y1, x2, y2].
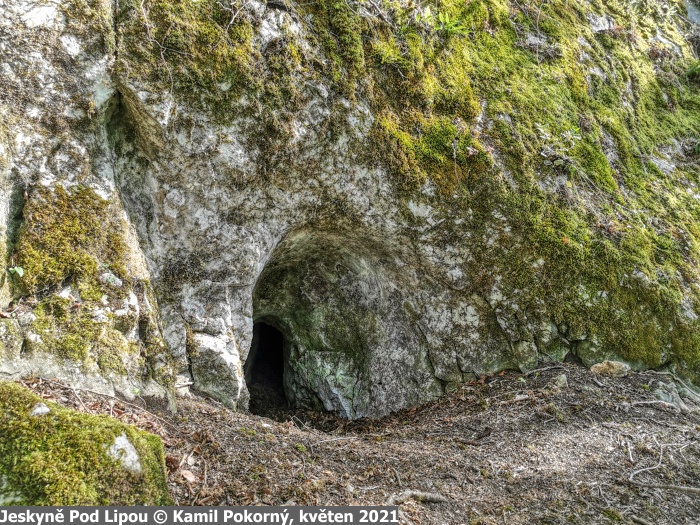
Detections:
[247, 229, 443, 419]
[244, 321, 288, 417]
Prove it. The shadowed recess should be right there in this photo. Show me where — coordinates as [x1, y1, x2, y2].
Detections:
[245, 322, 287, 417]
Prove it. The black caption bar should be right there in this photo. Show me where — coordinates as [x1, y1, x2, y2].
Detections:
[0, 508, 398, 525]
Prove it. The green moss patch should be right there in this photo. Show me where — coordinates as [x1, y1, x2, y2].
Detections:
[28, 295, 135, 375]
[11, 184, 174, 385]
[0, 381, 171, 505]
[116, 0, 259, 115]
[15, 185, 128, 298]
[357, 0, 700, 376]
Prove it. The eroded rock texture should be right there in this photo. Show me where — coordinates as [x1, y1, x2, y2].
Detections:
[1, 0, 700, 417]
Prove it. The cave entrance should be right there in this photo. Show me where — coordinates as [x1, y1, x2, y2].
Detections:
[245, 321, 288, 417]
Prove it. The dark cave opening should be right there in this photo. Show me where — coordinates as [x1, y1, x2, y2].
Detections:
[245, 322, 288, 417]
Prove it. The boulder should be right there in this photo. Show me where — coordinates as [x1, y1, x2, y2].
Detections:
[0, 381, 171, 505]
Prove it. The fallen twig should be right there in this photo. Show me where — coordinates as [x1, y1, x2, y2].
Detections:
[640, 371, 700, 403]
[71, 387, 87, 412]
[524, 365, 566, 377]
[630, 516, 654, 525]
[309, 436, 357, 455]
[628, 438, 700, 494]
[390, 465, 402, 488]
[629, 442, 664, 483]
[632, 482, 700, 495]
[312, 436, 358, 447]
[631, 400, 679, 411]
[385, 490, 449, 505]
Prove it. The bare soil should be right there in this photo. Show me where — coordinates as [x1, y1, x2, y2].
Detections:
[21, 362, 700, 524]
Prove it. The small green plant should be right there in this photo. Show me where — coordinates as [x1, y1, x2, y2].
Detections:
[7, 266, 24, 278]
[415, 7, 469, 37]
[372, 40, 407, 67]
[294, 443, 307, 453]
[687, 60, 700, 82]
[436, 11, 468, 37]
[238, 427, 256, 437]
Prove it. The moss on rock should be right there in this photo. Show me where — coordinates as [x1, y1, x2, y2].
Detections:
[116, 0, 259, 116]
[0, 381, 171, 505]
[15, 185, 129, 298]
[109, 0, 700, 389]
[0, 319, 23, 360]
[355, 0, 700, 378]
[27, 294, 129, 374]
[10, 184, 174, 386]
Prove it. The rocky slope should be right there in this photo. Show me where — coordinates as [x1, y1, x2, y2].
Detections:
[1, 0, 700, 421]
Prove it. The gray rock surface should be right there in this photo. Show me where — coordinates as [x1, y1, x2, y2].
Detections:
[1, 0, 699, 419]
[107, 433, 142, 474]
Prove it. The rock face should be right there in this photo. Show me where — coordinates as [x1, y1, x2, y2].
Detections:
[1, 0, 700, 418]
[0, 0, 174, 404]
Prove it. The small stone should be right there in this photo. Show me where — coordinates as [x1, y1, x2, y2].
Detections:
[26, 332, 43, 344]
[17, 312, 37, 327]
[127, 291, 139, 308]
[107, 433, 142, 473]
[653, 384, 674, 404]
[0, 476, 24, 505]
[553, 374, 568, 388]
[91, 309, 109, 323]
[99, 272, 123, 288]
[30, 403, 50, 417]
[525, 33, 547, 47]
[590, 360, 630, 378]
[587, 13, 614, 33]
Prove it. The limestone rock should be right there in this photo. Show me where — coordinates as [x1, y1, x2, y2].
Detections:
[29, 402, 50, 416]
[574, 339, 620, 368]
[553, 374, 568, 389]
[189, 333, 246, 410]
[0, 319, 22, 359]
[587, 13, 615, 33]
[99, 272, 124, 288]
[590, 361, 631, 378]
[1, 0, 699, 419]
[107, 433, 142, 473]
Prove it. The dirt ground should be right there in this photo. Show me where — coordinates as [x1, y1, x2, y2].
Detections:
[21, 362, 700, 524]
